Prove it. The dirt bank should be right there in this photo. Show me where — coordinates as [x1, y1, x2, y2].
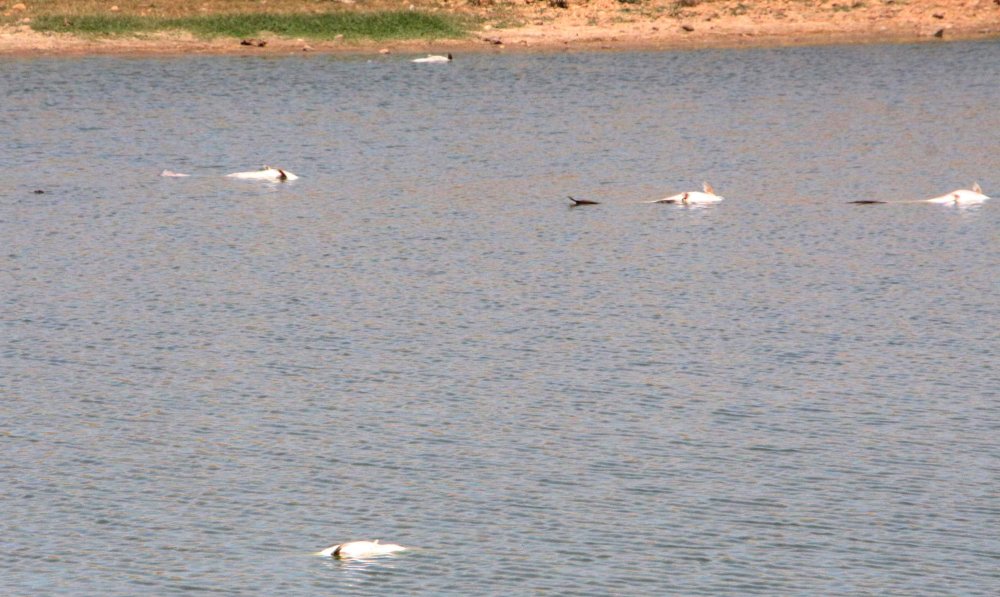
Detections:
[1, 0, 998, 56]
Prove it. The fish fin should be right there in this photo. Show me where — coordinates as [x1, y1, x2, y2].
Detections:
[703, 182, 714, 194]
[972, 182, 982, 194]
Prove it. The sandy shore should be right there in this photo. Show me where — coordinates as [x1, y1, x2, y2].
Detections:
[1, 0, 998, 56]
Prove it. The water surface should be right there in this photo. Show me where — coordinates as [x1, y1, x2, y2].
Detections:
[2, 42, 998, 595]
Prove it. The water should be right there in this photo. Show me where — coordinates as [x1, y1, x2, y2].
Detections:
[2, 42, 998, 595]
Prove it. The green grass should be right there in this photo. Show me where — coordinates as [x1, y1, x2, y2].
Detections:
[29, 11, 472, 41]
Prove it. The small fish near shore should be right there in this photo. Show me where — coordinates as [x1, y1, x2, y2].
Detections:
[411, 53, 453, 63]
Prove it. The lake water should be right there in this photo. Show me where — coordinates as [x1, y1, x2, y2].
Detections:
[2, 41, 998, 595]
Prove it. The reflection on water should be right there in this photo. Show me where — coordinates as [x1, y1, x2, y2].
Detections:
[1, 41, 998, 596]
[331, 555, 405, 573]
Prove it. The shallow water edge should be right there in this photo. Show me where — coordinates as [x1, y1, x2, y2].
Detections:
[2, 25, 999, 58]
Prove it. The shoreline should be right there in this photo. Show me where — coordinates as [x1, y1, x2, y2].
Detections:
[2, 28, 997, 59]
[2, 0, 998, 57]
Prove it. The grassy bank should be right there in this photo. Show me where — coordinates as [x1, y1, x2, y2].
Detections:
[6, 1, 1000, 55]
[4, 1, 475, 41]
[27, 12, 471, 41]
